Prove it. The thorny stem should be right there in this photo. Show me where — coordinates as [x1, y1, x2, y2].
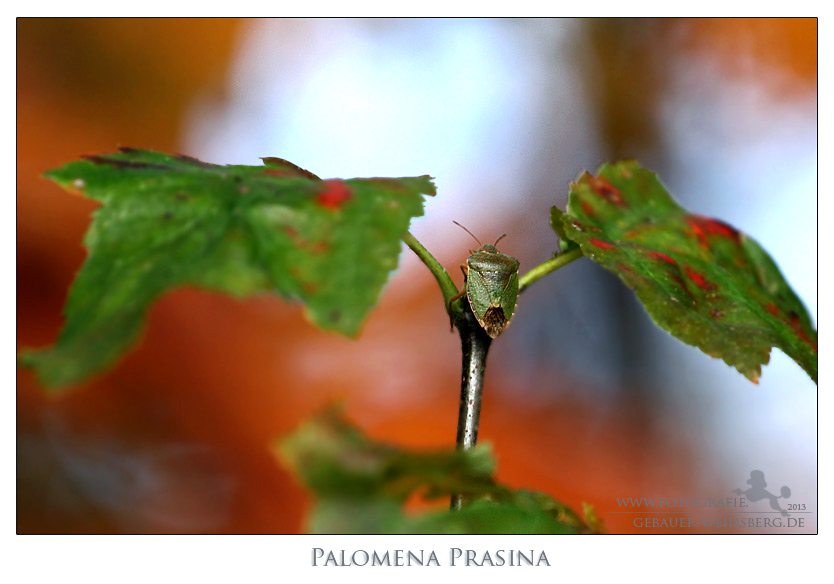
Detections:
[518, 246, 584, 293]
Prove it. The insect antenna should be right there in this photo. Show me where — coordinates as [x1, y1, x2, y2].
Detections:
[493, 233, 507, 246]
[452, 221, 483, 246]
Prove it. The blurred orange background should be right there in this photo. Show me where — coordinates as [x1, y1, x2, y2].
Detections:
[17, 18, 817, 534]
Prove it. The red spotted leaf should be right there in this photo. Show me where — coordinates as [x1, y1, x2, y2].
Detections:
[559, 161, 816, 383]
[19, 148, 436, 388]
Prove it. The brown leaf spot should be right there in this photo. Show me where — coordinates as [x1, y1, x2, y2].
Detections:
[588, 176, 625, 206]
[686, 215, 740, 250]
[649, 251, 677, 266]
[684, 266, 715, 290]
[317, 180, 353, 210]
[690, 215, 739, 240]
[580, 200, 596, 217]
[590, 239, 615, 250]
[788, 313, 817, 352]
[686, 218, 709, 249]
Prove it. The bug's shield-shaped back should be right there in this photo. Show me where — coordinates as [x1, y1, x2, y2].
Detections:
[466, 251, 520, 339]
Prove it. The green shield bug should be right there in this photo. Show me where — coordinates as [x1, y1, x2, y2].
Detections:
[451, 221, 520, 339]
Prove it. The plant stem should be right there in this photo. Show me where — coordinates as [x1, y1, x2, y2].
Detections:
[402, 231, 461, 309]
[450, 302, 492, 511]
[404, 232, 581, 511]
[518, 246, 584, 293]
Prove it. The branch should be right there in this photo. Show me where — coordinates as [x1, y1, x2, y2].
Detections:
[402, 231, 463, 317]
[450, 302, 492, 511]
[518, 246, 584, 293]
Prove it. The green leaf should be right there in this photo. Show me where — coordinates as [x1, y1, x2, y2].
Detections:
[559, 161, 816, 383]
[549, 206, 578, 252]
[277, 408, 602, 534]
[19, 148, 435, 388]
